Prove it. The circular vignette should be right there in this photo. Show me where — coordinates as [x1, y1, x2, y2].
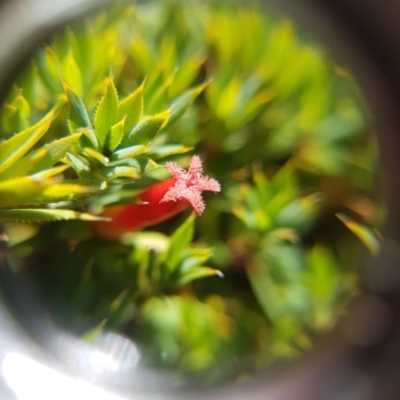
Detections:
[0, 1, 400, 400]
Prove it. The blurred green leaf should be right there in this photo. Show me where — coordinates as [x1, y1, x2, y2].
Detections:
[62, 52, 83, 96]
[336, 213, 380, 255]
[95, 78, 118, 148]
[0, 133, 82, 180]
[125, 111, 169, 146]
[0, 208, 108, 222]
[117, 84, 143, 134]
[110, 144, 148, 161]
[167, 213, 195, 272]
[0, 108, 56, 175]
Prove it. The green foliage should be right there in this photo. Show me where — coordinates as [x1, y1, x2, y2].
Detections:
[0, 0, 381, 386]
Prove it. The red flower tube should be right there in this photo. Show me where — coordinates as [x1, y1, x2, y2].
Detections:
[94, 155, 221, 240]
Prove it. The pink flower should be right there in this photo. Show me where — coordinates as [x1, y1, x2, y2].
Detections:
[160, 155, 221, 216]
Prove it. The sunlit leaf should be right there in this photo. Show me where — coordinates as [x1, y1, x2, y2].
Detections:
[107, 117, 125, 151]
[125, 111, 169, 146]
[167, 213, 195, 272]
[165, 83, 207, 128]
[83, 147, 109, 165]
[110, 144, 148, 161]
[0, 108, 56, 175]
[62, 52, 83, 96]
[95, 78, 118, 148]
[176, 267, 223, 287]
[0, 133, 81, 180]
[65, 84, 91, 130]
[336, 213, 380, 255]
[147, 144, 192, 158]
[117, 84, 143, 134]
[0, 209, 109, 222]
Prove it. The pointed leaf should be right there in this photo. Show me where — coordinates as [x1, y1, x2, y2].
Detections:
[31, 165, 68, 179]
[167, 213, 195, 272]
[107, 117, 125, 151]
[110, 144, 148, 161]
[62, 52, 83, 96]
[102, 166, 139, 179]
[176, 267, 223, 287]
[0, 209, 109, 222]
[37, 45, 62, 92]
[336, 213, 380, 255]
[0, 176, 53, 208]
[0, 133, 81, 180]
[95, 78, 118, 148]
[65, 153, 90, 177]
[147, 144, 192, 158]
[0, 108, 55, 175]
[65, 84, 92, 131]
[126, 111, 169, 146]
[117, 84, 143, 134]
[83, 147, 109, 165]
[165, 83, 207, 128]
[10, 91, 31, 131]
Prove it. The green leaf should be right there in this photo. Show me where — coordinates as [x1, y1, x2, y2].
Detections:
[176, 267, 223, 287]
[81, 320, 107, 343]
[336, 213, 380, 255]
[117, 84, 143, 134]
[0, 133, 81, 180]
[164, 83, 207, 128]
[107, 117, 125, 151]
[37, 45, 63, 93]
[31, 165, 68, 179]
[0, 209, 109, 222]
[62, 52, 83, 96]
[125, 111, 169, 146]
[0, 108, 56, 175]
[102, 166, 139, 179]
[276, 193, 322, 232]
[167, 214, 195, 272]
[147, 144, 192, 158]
[65, 84, 93, 132]
[10, 91, 31, 131]
[110, 145, 148, 162]
[0, 176, 54, 208]
[95, 78, 118, 148]
[83, 147, 109, 165]
[65, 153, 90, 177]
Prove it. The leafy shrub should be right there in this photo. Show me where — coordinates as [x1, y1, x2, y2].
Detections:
[0, 0, 381, 385]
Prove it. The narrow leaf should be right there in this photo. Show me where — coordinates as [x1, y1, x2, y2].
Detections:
[147, 144, 192, 158]
[0, 108, 56, 175]
[102, 166, 139, 179]
[176, 267, 223, 287]
[165, 83, 207, 128]
[107, 117, 125, 151]
[65, 153, 90, 177]
[110, 145, 147, 161]
[0, 176, 54, 208]
[95, 78, 118, 148]
[167, 213, 195, 272]
[0, 209, 109, 222]
[117, 84, 143, 134]
[83, 147, 109, 165]
[0, 133, 81, 180]
[65, 84, 92, 132]
[126, 111, 169, 146]
[62, 52, 83, 96]
[336, 213, 380, 255]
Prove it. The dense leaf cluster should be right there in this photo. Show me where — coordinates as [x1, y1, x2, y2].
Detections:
[0, 0, 381, 385]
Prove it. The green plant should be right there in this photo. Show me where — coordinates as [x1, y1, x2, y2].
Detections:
[0, 0, 381, 385]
